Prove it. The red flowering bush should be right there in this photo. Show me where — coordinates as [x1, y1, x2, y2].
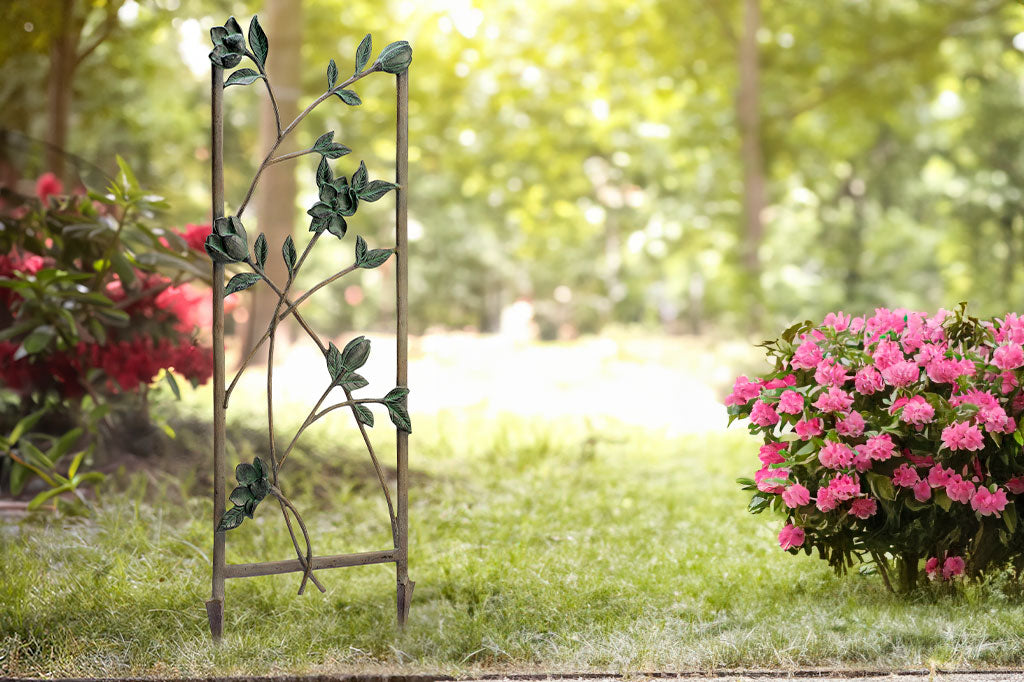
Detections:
[730, 305, 1024, 591]
[0, 160, 215, 503]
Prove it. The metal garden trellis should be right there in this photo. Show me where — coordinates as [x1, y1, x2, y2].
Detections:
[200, 17, 414, 642]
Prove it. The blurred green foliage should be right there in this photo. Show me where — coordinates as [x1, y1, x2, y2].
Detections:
[2, 0, 1023, 335]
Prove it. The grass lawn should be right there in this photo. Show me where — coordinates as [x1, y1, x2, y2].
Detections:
[4, 350, 1024, 676]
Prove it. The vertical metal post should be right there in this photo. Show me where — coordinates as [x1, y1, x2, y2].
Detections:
[206, 63, 227, 643]
[395, 68, 413, 626]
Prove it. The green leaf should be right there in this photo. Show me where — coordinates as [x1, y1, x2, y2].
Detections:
[1005, 502, 1018, 535]
[235, 462, 258, 485]
[341, 336, 371, 371]
[204, 235, 234, 264]
[335, 89, 362, 106]
[316, 156, 333, 187]
[322, 143, 351, 159]
[225, 68, 263, 87]
[254, 233, 268, 269]
[252, 457, 266, 480]
[327, 58, 338, 90]
[358, 248, 392, 269]
[217, 506, 245, 532]
[313, 131, 334, 153]
[249, 477, 271, 501]
[354, 404, 374, 427]
[17, 325, 55, 359]
[248, 15, 268, 67]
[230, 485, 254, 506]
[359, 180, 398, 202]
[355, 33, 372, 73]
[47, 427, 82, 465]
[326, 342, 343, 382]
[225, 272, 260, 296]
[27, 484, 74, 512]
[66, 448, 86, 479]
[338, 372, 368, 391]
[327, 215, 347, 239]
[384, 386, 410, 405]
[164, 371, 181, 400]
[282, 236, 297, 277]
[387, 402, 412, 433]
[352, 160, 368, 192]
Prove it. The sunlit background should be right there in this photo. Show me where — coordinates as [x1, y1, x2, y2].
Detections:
[2, 0, 1024, 419]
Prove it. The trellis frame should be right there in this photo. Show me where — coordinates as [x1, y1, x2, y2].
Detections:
[203, 31, 412, 641]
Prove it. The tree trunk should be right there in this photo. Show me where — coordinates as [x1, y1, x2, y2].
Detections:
[898, 552, 919, 593]
[737, 0, 765, 327]
[46, 0, 83, 181]
[241, 0, 303, 359]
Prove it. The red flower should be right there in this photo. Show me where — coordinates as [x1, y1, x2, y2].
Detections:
[35, 172, 64, 203]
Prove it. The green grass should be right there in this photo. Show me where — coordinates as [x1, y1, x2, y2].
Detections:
[3, 404, 1024, 677]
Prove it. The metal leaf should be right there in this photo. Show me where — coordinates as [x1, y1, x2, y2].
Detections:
[327, 58, 338, 90]
[355, 33, 372, 74]
[248, 15, 268, 67]
[224, 272, 260, 296]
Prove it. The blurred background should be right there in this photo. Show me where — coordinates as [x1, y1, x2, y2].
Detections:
[4, 0, 1023, 341]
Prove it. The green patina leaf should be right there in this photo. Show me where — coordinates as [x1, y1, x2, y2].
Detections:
[313, 131, 334, 152]
[327, 214, 347, 239]
[316, 156, 333, 187]
[338, 372, 368, 391]
[229, 485, 254, 506]
[358, 248, 392, 269]
[225, 68, 263, 87]
[216, 506, 245, 532]
[235, 462, 258, 485]
[326, 342, 343, 382]
[248, 15, 268, 67]
[282, 236, 297, 276]
[387, 402, 412, 433]
[355, 33, 372, 73]
[327, 58, 338, 90]
[358, 180, 397, 202]
[224, 272, 260, 296]
[354, 404, 374, 427]
[335, 89, 362, 106]
[352, 160, 368, 192]
[384, 386, 410, 405]
[322, 142, 351, 159]
[249, 476, 271, 501]
[254, 233, 268, 269]
[355, 235, 367, 261]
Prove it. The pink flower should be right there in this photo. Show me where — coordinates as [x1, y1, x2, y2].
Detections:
[782, 484, 810, 508]
[778, 523, 805, 550]
[848, 497, 877, 519]
[824, 311, 851, 331]
[926, 357, 965, 384]
[725, 375, 762, 406]
[816, 486, 838, 512]
[881, 361, 920, 387]
[942, 556, 966, 580]
[819, 441, 854, 469]
[892, 464, 920, 488]
[777, 390, 805, 414]
[854, 366, 885, 395]
[758, 442, 787, 465]
[814, 359, 849, 387]
[836, 410, 865, 438]
[993, 344, 1024, 371]
[794, 417, 823, 440]
[946, 476, 976, 504]
[899, 396, 935, 428]
[749, 400, 780, 427]
[913, 479, 932, 502]
[828, 473, 861, 501]
[872, 339, 905, 370]
[971, 486, 1008, 516]
[35, 172, 64, 202]
[999, 371, 1018, 395]
[941, 421, 985, 452]
[1006, 476, 1024, 495]
[860, 434, 896, 462]
[791, 339, 824, 370]
[925, 556, 941, 579]
[927, 465, 953, 489]
[755, 466, 789, 494]
[813, 387, 854, 413]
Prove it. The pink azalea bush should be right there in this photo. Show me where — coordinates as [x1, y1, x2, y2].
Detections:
[730, 305, 1024, 591]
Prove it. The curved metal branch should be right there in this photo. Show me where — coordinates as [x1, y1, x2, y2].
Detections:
[271, 486, 319, 594]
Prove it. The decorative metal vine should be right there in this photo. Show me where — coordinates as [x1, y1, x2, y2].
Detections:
[202, 16, 413, 641]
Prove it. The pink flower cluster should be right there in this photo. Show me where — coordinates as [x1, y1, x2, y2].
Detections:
[730, 307, 1024, 582]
